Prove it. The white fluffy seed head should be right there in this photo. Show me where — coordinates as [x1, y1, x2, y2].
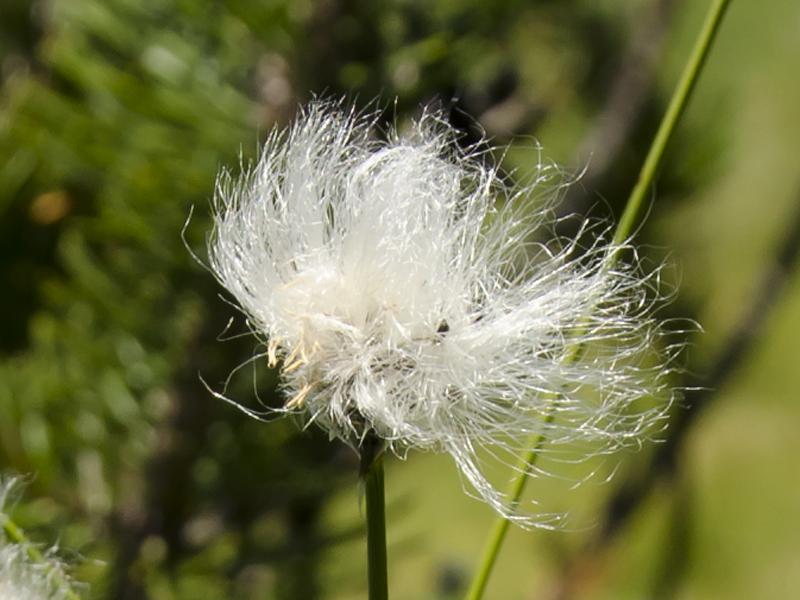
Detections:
[208, 100, 677, 527]
[0, 481, 75, 600]
[0, 545, 64, 600]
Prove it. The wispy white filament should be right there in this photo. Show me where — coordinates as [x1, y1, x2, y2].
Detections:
[208, 101, 675, 527]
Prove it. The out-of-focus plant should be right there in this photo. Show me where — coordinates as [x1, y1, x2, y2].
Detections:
[0, 0, 352, 597]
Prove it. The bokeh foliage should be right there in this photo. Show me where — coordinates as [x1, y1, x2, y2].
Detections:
[1, 0, 799, 598]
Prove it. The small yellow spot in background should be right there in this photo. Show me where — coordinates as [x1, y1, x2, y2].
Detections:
[29, 190, 71, 225]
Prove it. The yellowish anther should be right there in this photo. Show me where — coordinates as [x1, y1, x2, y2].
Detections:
[283, 356, 306, 373]
[286, 383, 313, 409]
[283, 343, 302, 369]
[267, 338, 281, 367]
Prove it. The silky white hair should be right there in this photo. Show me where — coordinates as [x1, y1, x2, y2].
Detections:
[208, 101, 676, 527]
[0, 480, 76, 600]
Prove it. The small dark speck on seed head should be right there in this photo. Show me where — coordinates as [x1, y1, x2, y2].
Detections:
[436, 320, 450, 335]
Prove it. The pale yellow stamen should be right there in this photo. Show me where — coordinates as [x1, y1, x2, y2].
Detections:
[267, 338, 281, 367]
[283, 355, 306, 373]
[282, 342, 303, 370]
[285, 383, 313, 409]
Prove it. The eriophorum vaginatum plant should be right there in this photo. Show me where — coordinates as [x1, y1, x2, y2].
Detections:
[207, 100, 674, 528]
[0, 480, 79, 600]
[0, 537, 69, 600]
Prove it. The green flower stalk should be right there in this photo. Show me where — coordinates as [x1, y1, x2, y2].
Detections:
[466, 0, 732, 597]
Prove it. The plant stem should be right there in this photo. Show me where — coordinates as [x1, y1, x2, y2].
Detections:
[465, 419, 551, 600]
[2, 515, 82, 600]
[614, 0, 732, 247]
[362, 437, 388, 600]
[464, 1, 732, 598]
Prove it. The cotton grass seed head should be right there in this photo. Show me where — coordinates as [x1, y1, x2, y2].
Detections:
[208, 100, 676, 527]
[0, 480, 74, 600]
[0, 543, 66, 600]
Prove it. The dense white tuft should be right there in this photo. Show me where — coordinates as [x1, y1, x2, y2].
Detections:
[0, 481, 76, 600]
[208, 101, 676, 527]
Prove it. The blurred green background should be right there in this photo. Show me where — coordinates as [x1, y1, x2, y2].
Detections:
[1, 0, 799, 598]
